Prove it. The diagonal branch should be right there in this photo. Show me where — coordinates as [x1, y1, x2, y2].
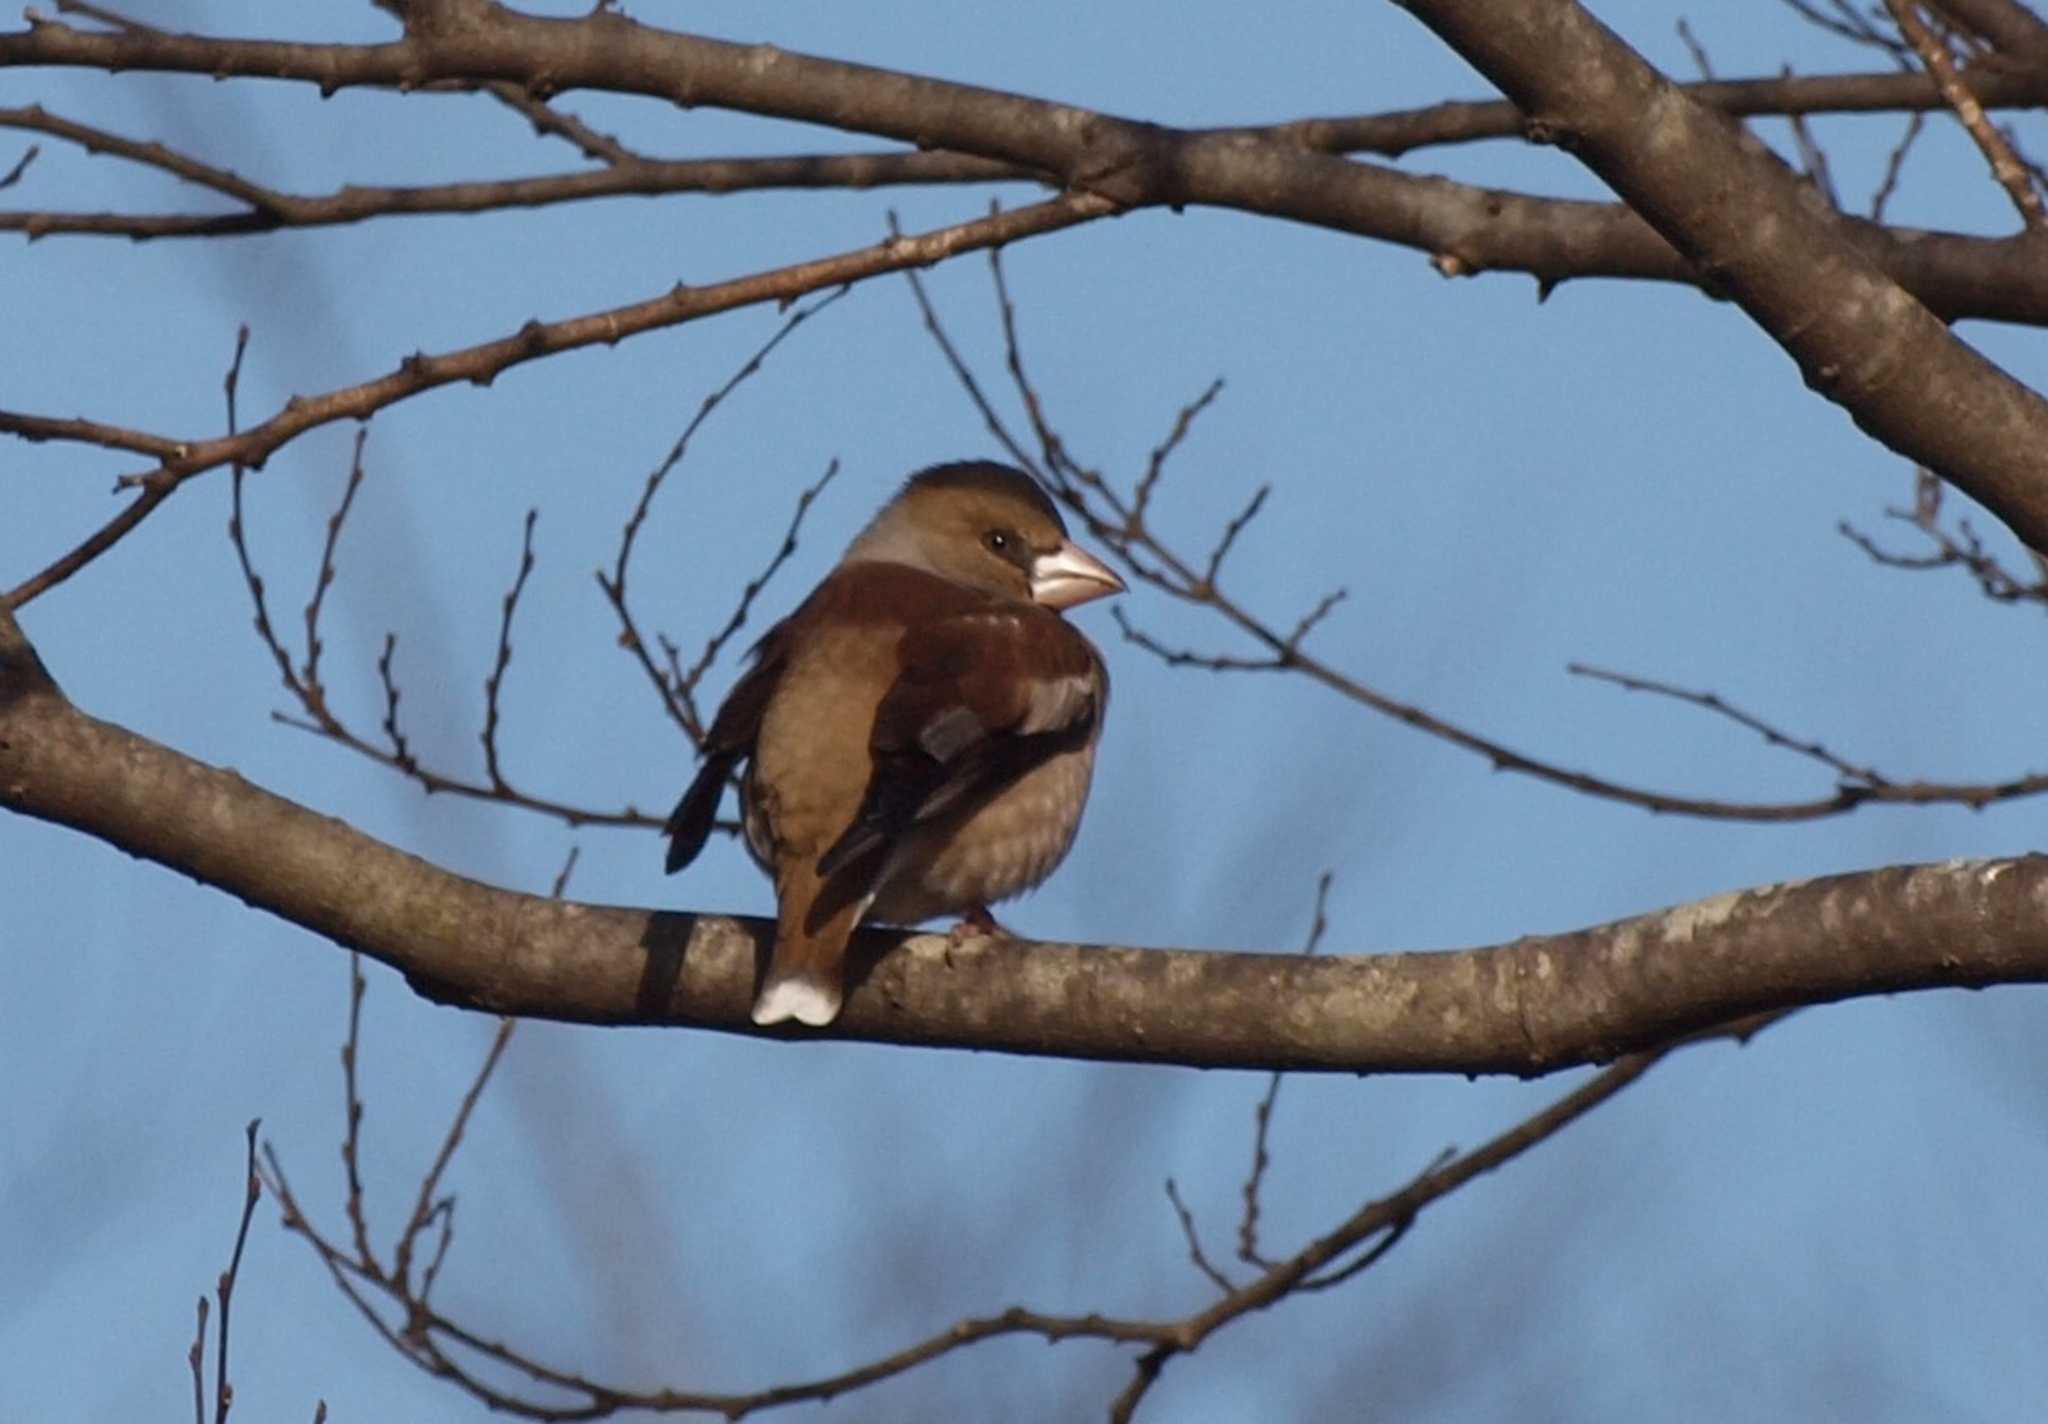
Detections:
[2, 190, 1112, 608]
[1886, 0, 2048, 229]
[1925, 0, 2048, 59]
[1398, 0, 2048, 553]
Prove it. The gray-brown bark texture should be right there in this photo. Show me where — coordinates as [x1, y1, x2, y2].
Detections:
[6, 604, 2044, 1074]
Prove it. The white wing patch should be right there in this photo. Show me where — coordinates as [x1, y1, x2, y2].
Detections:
[1019, 672, 1094, 734]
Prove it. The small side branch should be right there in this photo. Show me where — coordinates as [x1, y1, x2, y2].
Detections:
[920, 262, 2048, 824]
[262, 958, 1701, 1421]
[1567, 663, 1891, 786]
[1885, 0, 2047, 229]
[5, 193, 1113, 609]
[1841, 499, 2048, 607]
[481, 510, 539, 796]
[597, 287, 848, 741]
[188, 1120, 265, 1424]
[227, 428, 658, 828]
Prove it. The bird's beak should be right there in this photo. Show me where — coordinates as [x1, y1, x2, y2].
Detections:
[1030, 539, 1126, 609]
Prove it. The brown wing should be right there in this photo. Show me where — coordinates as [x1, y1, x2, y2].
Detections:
[662, 620, 791, 875]
[815, 605, 1103, 878]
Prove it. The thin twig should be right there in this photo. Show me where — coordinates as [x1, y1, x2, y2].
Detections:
[299, 429, 367, 711]
[188, 1297, 207, 1424]
[258, 898, 1725, 1421]
[920, 260, 2048, 825]
[392, 1017, 517, 1295]
[1295, 1204, 1419, 1291]
[263, 1019, 1691, 1422]
[1133, 379, 1224, 525]
[483, 82, 637, 165]
[416, 1200, 458, 1311]
[0, 143, 36, 190]
[1238, 873, 1334, 1270]
[1886, 0, 2047, 228]
[1870, 111, 1926, 219]
[549, 844, 581, 900]
[1676, 18, 1717, 79]
[212, 1119, 263, 1424]
[1202, 485, 1272, 591]
[53, 0, 161, 33]
[0, 409, 187, 460]
[1164, 1179, 1235, 1293]
[1782, 67, 1842, 207]
[1567, 662, 1891, 785]
[7, 193, 1113, 609]
[1779, 0, 1913, 53]
[340, 957, 378, 1277]
[681, 459, 843, 698]
[228, 434, 664, 828]
[481, 510, 539, 795]
[599, 288, 851, 741]
[896, 214, 1039, 475]
[1841, 507, 2048, 605]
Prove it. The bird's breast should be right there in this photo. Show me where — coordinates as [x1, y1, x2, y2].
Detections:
[867, 743, 1097, 924]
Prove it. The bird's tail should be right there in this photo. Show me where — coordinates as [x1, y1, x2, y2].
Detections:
[753, 862, 870, 1027]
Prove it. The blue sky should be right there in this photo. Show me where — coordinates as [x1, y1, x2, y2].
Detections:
[7, 3, 2048, 1420]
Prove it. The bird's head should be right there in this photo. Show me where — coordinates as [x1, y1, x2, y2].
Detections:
[846, 461, 1126, 610]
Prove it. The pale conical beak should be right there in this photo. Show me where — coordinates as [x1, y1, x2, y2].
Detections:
[1030, 539, 1126, 610]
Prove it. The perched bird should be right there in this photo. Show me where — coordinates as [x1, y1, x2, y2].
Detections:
[664, 460, 1124, 1027]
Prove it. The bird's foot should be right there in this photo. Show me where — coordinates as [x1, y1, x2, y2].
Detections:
[948, 905, 1012, 942]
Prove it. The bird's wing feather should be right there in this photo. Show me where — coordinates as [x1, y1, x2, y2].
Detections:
[662, 620, 792, 875]
[816, 607, 1101, 877]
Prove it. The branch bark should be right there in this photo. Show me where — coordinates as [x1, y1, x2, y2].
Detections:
[4, 12, 2048, 325]
[6, 604, 2044, 1076]
[1399, 0, 2048, 553]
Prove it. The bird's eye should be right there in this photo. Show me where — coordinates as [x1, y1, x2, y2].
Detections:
[983, 529, 1011, 554]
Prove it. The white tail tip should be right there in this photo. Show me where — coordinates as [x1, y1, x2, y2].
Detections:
[752, 977, 842, 1027]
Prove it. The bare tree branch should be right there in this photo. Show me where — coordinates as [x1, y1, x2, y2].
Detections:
[1841, 502, 2048, 604]
[212, 293, 844, 832]
[1925, 0, 2048, 59]
[1887, 0, 2048, 228]
[928, 257, 2048, 825]
[598, 288, 849, 742]
[1567, 663, 1893, 784]
[185, 1121, 264, 1424]
[1397, 0, 2048, 555]
[4, 603, 2046, 1074]
[0, 101, 1026, 239]
[229, 433, 664, 829]
[6, 14, 2048, 333]
[257, 952, 1698, 1420]
[2, 191, 1110, 609]
[1237, 872, 1334, 1272]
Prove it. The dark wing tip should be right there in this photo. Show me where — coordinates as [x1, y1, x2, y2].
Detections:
[815, 816, 884, 881]
[663, 754, 735, 875]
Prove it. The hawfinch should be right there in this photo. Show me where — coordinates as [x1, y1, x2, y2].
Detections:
[663, 460, 1124, 1027]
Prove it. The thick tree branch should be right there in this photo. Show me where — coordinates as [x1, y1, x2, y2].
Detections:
[1887, 0, 2047, 229]
[1927, 0, 2048, 59]
[1399, 0, 2048, 555]
[5, 11, 2048, 330]
[5, 604, 2045, 1076]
